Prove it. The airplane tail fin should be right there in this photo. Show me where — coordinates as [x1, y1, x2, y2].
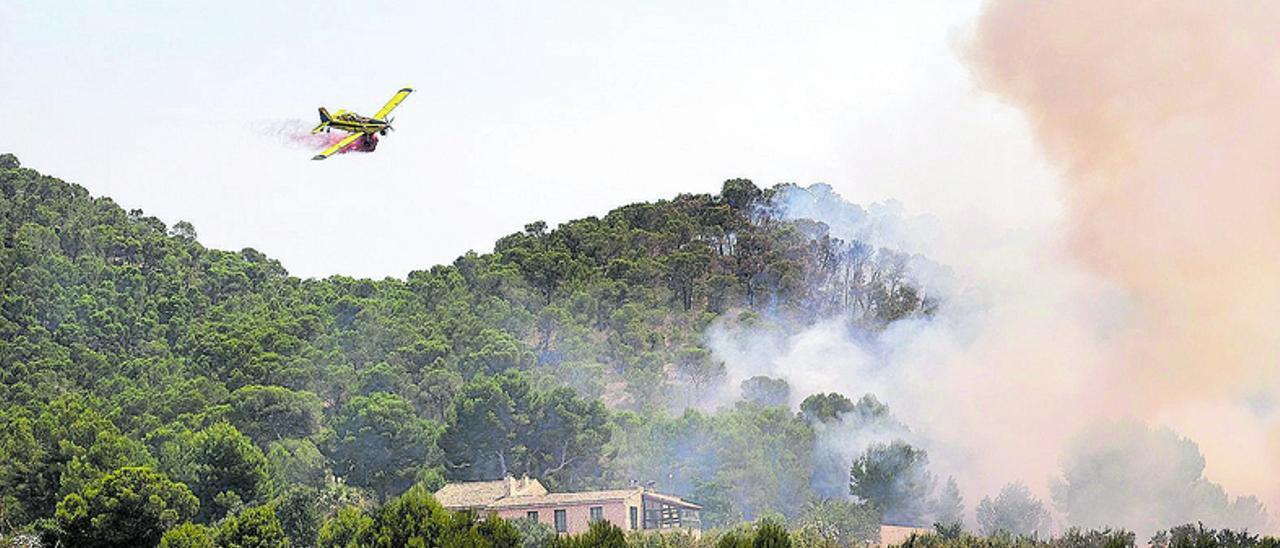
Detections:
[312, 107, 332, 134]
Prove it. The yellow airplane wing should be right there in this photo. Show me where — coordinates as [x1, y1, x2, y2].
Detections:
[312, 132, 364, 161]
[373, 88, 414, 120]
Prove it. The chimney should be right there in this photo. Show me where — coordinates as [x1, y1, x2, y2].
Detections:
[504, 475, 516, 496]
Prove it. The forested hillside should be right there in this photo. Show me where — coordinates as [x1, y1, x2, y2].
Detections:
[0, 153, 938, 545]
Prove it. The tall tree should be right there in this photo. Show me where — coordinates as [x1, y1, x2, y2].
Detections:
[330, 392, 438, 502]
[849, 441, 936, 525]
[188, 422, 271, 521]
[525, 386, 610, 487]
[440, 373, 610, 488]
[933, 476, 965, 526]
[975, 482, 1051, 537]
[228, 385, 323, 445]
[359, 484, 449, 548]
[1051, 421, 1269, 534]
[217, 504, 290, 548]
[439, 374, 529, 480]
[740, 376, 790, 407]
[666, 247, 711, 311]
[55, 467, 198, 547]
[799, 393, 855, 424]
[720, 178, 763, 210]
[418, 367, 464, 421]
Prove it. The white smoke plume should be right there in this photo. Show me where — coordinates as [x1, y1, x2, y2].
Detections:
[254, 118, 373, 155]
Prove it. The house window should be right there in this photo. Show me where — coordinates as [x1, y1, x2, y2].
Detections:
[661, 504, 680, 528]
[589, 506, 604, 522]
[554, 509, 567, 533]
[526, 511, 538, 522]
[630, 506, 638, 530]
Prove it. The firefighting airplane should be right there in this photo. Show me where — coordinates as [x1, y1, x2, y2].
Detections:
[310, 88, 413, 160]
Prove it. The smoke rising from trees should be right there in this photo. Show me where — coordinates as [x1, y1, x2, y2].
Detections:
[706, 0, 1280, 533]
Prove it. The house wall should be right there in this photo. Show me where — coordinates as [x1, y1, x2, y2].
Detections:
[492, 495, 643, 535]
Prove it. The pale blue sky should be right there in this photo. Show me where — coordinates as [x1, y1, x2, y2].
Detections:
[0, 0, 1055, 278]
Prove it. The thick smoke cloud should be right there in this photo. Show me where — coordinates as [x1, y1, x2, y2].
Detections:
[971, 0, 1280, 525]
[701, 1, 1279, 533]
[712, 178, 1274, 534]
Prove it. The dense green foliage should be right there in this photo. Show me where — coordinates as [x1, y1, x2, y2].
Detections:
[0, 155, 938, 544]
[54, 466, 197, 547]
[159, 523, 218, 548]
[1150, 523, 1280, 548]
[215, 504, 290, 548]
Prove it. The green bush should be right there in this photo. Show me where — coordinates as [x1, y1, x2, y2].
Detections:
[552, 519, 628, 548]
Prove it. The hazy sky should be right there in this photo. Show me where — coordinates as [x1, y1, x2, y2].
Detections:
[1, 0, 1056, 278]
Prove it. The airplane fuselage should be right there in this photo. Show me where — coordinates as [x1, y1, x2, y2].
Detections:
[323, 112, 388, 135]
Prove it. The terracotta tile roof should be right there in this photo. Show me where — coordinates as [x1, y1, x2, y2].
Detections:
[488, 488, 643, 509]
[434, 477, 701, 512]
[433, 480, 509, 508]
